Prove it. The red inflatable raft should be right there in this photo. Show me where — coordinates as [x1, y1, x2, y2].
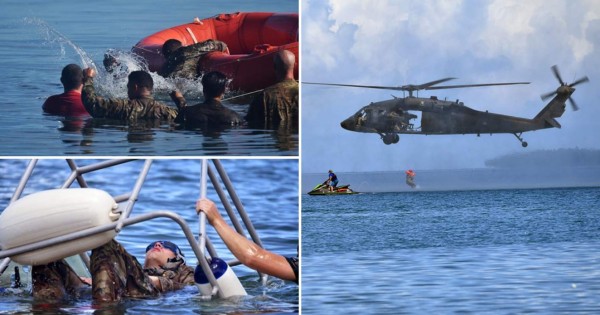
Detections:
[132, 12, 298, 92]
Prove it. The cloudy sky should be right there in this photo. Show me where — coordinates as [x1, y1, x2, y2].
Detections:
[301, 0, 600, 173]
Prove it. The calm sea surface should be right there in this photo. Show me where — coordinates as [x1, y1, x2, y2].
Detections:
[0, 159, 299, 314]
[302, 187, 600, 314]
[0, 0, 298, 156]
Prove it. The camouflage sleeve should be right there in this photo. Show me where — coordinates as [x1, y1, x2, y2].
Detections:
[153, 101, 179, 121]
[156, 265, 195, 292]
[82, 77, 130, 119]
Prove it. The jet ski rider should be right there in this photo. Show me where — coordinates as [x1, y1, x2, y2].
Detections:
[327, 170, 339, 192]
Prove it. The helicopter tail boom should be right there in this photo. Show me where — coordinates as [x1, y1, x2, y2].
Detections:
[533, 98, 566, 128]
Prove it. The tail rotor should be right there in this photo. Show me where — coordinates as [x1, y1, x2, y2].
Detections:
[540, 65, 589, 111]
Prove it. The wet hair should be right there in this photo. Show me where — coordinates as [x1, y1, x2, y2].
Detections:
[103, 53, 119, 72]
[201, 71, 228, 99]
[128, 70, 154, 91]
[60, 64, 83, 90]
[162, 39, 182, 57]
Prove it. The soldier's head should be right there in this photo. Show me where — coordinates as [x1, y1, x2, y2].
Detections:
[144, 240, 185, 268]
[274, 49, 295, 81]
[162, 39, 182, 58]
[103, 53, 119, 73]
[60, 64, 84, 92]
[201, 71, 228, 100]
[127, 70, 154, 99]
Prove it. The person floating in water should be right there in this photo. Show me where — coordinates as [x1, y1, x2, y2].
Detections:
[405, 169, 416, 189]
[159, 39, 229, 79]
[32, 239, 194, 302]
[327, 170, 339, 192]
[42, 64, 90, 117]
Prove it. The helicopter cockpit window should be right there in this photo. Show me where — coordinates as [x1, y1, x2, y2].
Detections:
[358, 109, 367, 118]
[356, 109, 368, 126]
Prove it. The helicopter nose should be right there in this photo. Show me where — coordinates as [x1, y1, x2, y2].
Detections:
[340, 116, 355, 131]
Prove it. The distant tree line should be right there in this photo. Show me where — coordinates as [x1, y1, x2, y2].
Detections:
[485, 148, 600, 168]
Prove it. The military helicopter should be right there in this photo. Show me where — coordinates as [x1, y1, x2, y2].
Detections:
[304, 66, 588, 147]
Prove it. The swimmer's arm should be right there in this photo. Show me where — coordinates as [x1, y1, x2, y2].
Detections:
[79, 276, 92, 285]
[170, 90, 187, 123]
[169, 90, 187, 110]
[211, 214, 297, 282]
[81, 76, 130, 119]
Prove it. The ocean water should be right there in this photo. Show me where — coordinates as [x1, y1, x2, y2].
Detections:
[302, 187, 600, 314]
[0, 0, 298, 156]
[302, 167, 600, 193]
[0, 159, 299, 314]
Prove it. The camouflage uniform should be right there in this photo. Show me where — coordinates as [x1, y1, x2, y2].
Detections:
[175, 98, 242, 128]
[160, 39, 229, 79]
[246, 79, 298, 129]
[32, 259, 88, 301]
[32, 240, 195, 302]
[82, 78, 178, 122]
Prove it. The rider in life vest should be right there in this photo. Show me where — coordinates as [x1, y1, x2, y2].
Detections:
[327, 170, 339, 192]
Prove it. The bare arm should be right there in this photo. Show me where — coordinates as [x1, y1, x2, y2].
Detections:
[169, 90, 187, 110]
[196, 198, 297, 282]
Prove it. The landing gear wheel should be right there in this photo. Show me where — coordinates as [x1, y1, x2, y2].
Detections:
[513, 133, 528, 148]
[381, 133, 399, 145]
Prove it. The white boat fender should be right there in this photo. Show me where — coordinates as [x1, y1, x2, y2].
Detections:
[0, 188, 120, 265]
[194, 257, 247, 298]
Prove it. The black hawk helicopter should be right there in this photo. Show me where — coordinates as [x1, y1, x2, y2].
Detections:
[304, 66, 588, 147]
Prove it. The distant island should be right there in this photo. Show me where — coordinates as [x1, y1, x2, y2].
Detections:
[485, 148, 600, 169]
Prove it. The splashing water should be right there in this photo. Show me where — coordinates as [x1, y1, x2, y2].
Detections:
[24, 17, 96, 70]
[21, 17, 234, 103]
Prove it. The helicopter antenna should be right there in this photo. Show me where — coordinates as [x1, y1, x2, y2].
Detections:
[303, 78, 530, 97]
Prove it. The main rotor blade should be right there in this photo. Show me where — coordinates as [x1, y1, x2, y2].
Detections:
[302, 79, 456, 91]
[570, 76, 589, 87]
[551, 65, 565, 86]
[414, 77, 456, 90]
[568, 97, 580, 111]
[303, 80, 529, 92]
[426, 82, 530, 90]
[302, 82, 408, 91]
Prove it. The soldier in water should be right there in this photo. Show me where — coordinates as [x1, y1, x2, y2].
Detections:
[81, 68, 180, 122]
[245, 50, 298, 129]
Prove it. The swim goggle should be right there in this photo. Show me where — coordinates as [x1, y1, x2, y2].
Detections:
[145, 240, 184, 257]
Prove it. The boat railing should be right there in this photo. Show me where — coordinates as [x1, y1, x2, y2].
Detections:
[0, 158, 268, 298]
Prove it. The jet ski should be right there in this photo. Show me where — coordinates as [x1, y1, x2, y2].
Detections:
[307, 183, 358, 195]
